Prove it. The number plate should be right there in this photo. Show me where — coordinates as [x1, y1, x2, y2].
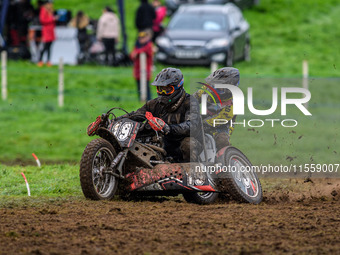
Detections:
[109, 119, 140, 148]
[175, 50, 201, 59]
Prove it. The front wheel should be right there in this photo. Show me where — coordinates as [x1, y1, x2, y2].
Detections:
[218, 147, 262, 204]
[80, 138, 118, 200]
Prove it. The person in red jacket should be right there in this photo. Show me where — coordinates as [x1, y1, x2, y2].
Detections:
[130, 30, 154, 101]
[152, 0, 167, 42]
[37, 0, 57, 67]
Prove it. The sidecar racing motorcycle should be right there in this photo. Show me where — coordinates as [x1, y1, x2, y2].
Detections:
[80, 108, 262, 204]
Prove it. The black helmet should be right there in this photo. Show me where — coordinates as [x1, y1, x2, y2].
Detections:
[152, 68, 184, 96]
[205, 67, 240, 87]
[152, 67, 183, 87]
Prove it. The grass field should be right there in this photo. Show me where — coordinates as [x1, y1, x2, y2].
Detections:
[0, 0, 339, 177]
[0, 69, 338, 165]
[0, 164, 81, 197]
[46, 0, 340, 77]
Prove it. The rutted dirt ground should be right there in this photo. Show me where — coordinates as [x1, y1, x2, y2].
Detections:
[1, 179, 339, 255]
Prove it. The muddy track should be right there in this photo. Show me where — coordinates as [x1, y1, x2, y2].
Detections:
[1, 179, 339, 255]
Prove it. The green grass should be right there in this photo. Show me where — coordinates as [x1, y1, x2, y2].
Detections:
[0, 0, 339, 168]
[45, 0, 340, 77]
[1, 64, 339, 166]
[239, 0, 340, 77]
[0, 164, 82, 197]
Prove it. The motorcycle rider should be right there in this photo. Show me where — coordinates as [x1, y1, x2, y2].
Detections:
[127, 67, 202, 162]
[194, 67, 240, 151]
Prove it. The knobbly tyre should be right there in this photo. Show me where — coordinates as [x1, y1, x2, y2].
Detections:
[80, 107, 263, 204]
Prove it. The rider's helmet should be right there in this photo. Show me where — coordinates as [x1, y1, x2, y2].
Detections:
[151, 67, 184, 96]
[205, 67, 240, 97]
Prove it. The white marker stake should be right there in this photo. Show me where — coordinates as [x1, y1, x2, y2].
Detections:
[1, 51, 7, 101]
[210, 61, 218, 73]
[32, 153, 41, 167]
[21, 172, 31, 196]
[140, 52, 147, 102]
[58, 57, 64, 107]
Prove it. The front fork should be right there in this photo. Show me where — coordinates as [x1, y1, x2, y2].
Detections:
[103, 148, 128, 179]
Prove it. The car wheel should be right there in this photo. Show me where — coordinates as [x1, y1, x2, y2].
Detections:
[226, 48, 234, 67]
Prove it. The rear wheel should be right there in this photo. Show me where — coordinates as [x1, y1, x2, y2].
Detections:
[183, 192, 219, 205]
[80, 138, 118, 200]
[219, 147, 262, 204]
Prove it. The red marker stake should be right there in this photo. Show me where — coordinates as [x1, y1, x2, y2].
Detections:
[21, 172, 31, 196]
[32, 153, 41, 167]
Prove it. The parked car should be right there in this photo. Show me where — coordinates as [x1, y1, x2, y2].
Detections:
[166, 0, 259, 16]
[155, 3, 250, 66]
[166, 0, 229, 16]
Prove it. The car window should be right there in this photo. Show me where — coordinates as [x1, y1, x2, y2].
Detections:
[203, 21, 221, 31]
[168, 13, 229, 31]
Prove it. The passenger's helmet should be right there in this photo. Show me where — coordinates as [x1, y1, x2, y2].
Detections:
[152, 67, 184, 95]
[205, 67, 240, 94]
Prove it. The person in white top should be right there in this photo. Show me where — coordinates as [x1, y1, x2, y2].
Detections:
[97, 6, 120, 66]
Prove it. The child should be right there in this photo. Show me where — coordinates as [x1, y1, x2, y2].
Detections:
[130, 30, 153, 101]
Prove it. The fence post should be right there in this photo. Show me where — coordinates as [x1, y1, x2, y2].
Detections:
[140, 52, 147, 102]
[1, 51, 7, 101]
[58, 57, 64, 107]
[210, 61, 218, 73]
[302, 60, 309, 109]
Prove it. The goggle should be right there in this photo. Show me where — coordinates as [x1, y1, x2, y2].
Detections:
[215, 88, 226, 94]
[156, 85, 175, 95]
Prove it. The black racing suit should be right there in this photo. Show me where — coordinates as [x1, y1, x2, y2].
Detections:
[130, 89, 202, 162]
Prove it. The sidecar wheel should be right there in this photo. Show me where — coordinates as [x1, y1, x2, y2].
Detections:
[183, 192, 219, 205]
[219, 147, 263, 204]
[80, 138, 118, 200]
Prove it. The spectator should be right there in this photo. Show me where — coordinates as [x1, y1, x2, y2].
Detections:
[130, 30, 153, 101]
[69, 11, 89, 56]
[152, 0, 167, 42]
[38, 0, 57, 67]
[33, 0, 45, 24]
[96, 6, 120, 66]
[6, 0, 34, 47]
[135, 0, 156, 32]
